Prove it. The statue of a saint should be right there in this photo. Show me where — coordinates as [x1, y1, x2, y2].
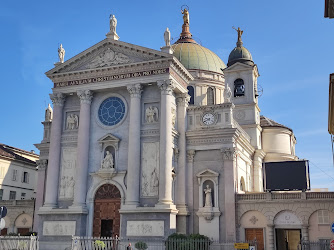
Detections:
[204, 185, 213, 207]
[164, 28, 171, 46]
[66, 114, 79, 130]
[60, 176, 66, 197]
[58, 44, 65, 63]
[110, 14, 117, 33]
[101, 151, 114, 169]
[224, 85, 232, 102]
[181, 8, 189, 24]
[45, 104, 53, 121]
[150, 168, 159, 195]
[67, 177, 75, 198]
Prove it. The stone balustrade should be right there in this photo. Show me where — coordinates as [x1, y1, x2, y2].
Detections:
[236, 192, 334, 201]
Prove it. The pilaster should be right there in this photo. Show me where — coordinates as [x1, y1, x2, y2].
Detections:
[186, 149, 195, 234]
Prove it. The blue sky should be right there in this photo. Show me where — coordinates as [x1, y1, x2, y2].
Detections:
[1, 0, 333, 190]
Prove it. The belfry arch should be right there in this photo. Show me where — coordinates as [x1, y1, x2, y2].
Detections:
[93, 184, 121, 237]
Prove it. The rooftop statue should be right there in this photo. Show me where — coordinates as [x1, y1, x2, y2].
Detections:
[233, 26, 243, 46]
[110, 14, 117, 34]
[181, 8, 189, 24]
[164, 28, 171, 47]
[58, 44, 65, 63]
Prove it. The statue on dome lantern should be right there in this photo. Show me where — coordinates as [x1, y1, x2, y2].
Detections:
[181, 8, 189, 24]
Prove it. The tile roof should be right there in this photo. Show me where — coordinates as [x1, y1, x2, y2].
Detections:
[0, 144, 37, 165]
[260, 116, 292, 132]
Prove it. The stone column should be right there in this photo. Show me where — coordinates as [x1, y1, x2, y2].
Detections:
[301, 224, 309, 241]
[221, 147, 236, 241]
[72, 90, 93, 209]
[126, 84, 142, 206]
[187, 150, 195, 234]
[157, 80, 175, 206]
[267, 224, 275, 250]
[33, 160, 47, 230]
[253, 150, 265, 192]
[43, 93, 65, 208]
[175, 93, 190, 234]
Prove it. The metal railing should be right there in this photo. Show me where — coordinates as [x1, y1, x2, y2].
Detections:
[71, 236, 256, 250]
[0, 235, 39, 250]
[300, 239, 330, 250]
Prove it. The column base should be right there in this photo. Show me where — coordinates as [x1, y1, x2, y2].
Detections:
[176, 204, 189, 215]
[155, 203, 177, 210]
[68, 204, 88, 214]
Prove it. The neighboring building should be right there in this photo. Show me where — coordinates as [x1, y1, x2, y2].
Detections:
[329, 73, 334, 134]
[325, 0, 334, 18]
[34, 10, 334, 250]
[0, 144, 38, 235]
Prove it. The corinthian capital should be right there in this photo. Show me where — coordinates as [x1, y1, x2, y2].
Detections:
[50, 93, 65, 107]
[36, 159, 48, 170]
[176, 93, 190, 107]
[157, 79, 175, 95]
[77, 90, 93, 105]
[127, 84, 142, 98]
[221, 147, 236, 160]
[187, 150, 196, 163]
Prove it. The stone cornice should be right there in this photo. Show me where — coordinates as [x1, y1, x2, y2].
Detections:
[187, 103, 234, 112]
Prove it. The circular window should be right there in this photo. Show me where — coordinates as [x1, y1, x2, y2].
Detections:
[98, 97, 126, 126]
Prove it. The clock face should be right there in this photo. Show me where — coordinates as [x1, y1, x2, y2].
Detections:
[202, 113, 215, 125]
[98, 97, 126, 126]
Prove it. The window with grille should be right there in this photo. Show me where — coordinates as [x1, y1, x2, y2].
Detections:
[21, 193, 26, 200]
[0, 189, 3, 200]
[22, 172, 29, 183]
[318, 210, 330, 224]
[9, 191, 16, 200]
[187, 86, 195, 105]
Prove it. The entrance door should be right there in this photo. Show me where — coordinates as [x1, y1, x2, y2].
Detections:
[93, 184, 121, 237]
[245, 228, 264, 250]
[275, 229, 301, 250]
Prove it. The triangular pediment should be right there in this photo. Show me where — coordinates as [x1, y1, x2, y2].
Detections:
[46, 38, 171, 76]
[98, 133, 120, 144]
[223, 62, 254, 72]
[196, 169, 219, 178]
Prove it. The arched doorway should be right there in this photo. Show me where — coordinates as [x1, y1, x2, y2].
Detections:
[93, 184, 121, 237]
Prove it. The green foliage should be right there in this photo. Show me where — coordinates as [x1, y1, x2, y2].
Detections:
[166, 233, 211, 250]
[135, 241, 148, 250]
[94, 240, 106, 249]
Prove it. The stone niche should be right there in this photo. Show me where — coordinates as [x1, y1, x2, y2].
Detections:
[196, 169, 221, 241]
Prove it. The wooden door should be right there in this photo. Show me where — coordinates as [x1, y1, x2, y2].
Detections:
[245, 228, 264, 250]
[93, 184, 121, 237]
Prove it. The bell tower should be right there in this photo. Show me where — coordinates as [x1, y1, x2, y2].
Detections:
[223, 27, 261, 149]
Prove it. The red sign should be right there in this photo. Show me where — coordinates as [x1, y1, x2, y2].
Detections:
[330, 239, 334, 250]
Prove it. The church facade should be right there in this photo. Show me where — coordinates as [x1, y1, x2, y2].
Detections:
[35, 10, 334, 250]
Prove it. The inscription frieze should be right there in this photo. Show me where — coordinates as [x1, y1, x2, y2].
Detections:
[54, 68, 169, 88]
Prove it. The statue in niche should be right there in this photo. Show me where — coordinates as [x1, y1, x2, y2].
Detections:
[66, 114, 79, 130]
[101, 151, 114, 169]
[58, 44, 65, 63]
[67, 177, 75, 198]
[164, 28, 171, 46]
[204, 185, 213, 207]
[224, 85, 232, 102]
[181, 8, 189, 24]
[150, 168, 159, 195]
[109, 14, 117, 34]
[145, 106, 159, 123]
[45, 104, 53, 121]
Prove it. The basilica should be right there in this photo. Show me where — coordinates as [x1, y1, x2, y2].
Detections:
[34, 9, 334, 250]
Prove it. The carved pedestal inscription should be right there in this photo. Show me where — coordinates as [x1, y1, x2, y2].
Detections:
[43, 221, 76, 236]
[141, 142, 159, 197]
[126, 221, 164, 236]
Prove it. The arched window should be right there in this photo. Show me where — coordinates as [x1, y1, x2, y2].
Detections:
[234, 78, 245, 97]
[187, 86, 194, 105]
[207, 87, 215, 105]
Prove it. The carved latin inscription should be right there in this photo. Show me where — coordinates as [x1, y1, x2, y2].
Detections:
[43, 221, 76, 236]
[126, 221, 164, 237]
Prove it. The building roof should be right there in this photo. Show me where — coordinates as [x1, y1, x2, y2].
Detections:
[0, 144, 38, 165]
[260, 116, 293, 132]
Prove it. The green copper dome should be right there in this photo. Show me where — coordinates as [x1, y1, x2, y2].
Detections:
[172, 42, 226, 73]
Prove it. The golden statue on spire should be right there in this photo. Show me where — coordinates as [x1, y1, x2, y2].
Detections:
[181, 8, 189, 24]
[232, 26, 243, 43]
